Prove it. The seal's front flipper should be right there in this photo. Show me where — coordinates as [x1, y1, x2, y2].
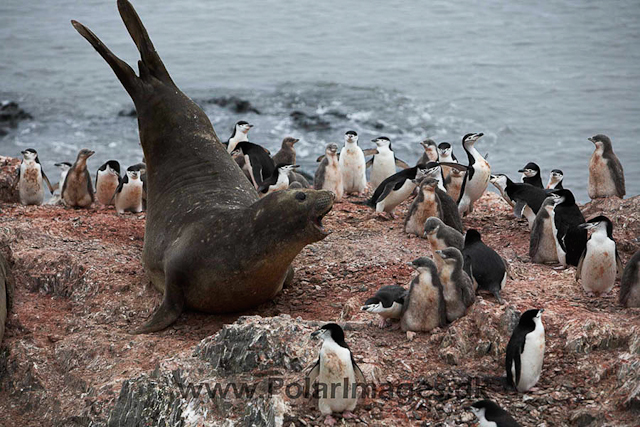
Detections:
[132, 276, 185, 334]
[71, 20, 140, 98]
[117, 0, 175, 86]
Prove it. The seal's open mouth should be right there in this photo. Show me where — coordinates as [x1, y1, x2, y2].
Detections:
[313, 192, 335, 235]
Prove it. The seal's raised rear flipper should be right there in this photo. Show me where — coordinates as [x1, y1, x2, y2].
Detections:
[71, 20, 140, 98]
[117, 0, 175, 87]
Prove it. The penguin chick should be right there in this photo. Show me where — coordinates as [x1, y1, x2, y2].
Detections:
[226, 120, 253, 153]
[417, 138, 439, 165]
[400, 257, 447, 333]
[404, 178, 442, 237]
[518, 162, 543, 188]
[529, 197, 559, 264]
[546, 169, 563, 190]
[366, 165, 428, 219]
[315, 144, 344, 201]
[506, 308, 545, 392]
[576, 216, 623, 296]
[307, 323, 366, 418]
[587, 134, 625, 199]
[257, 164, 299, 197]
[457, 133, 490, 216]
[95, 160, 121, 205]
[549, 189, 587, 267]
[620, 250, 640, 308]
[114, 164, 144, 214]
[62, 148, 95, 208]
[462, 229, 508, 304]
[444, 167, 465, 203]
[339, 130, 367, 195]
[434, 248, 475, 322]
[361, 285, 406, 328]
[469, 400, 522, 427]
[423, 217, 464, 251]
[53, 162, 72, 194]
[272, 137, 299, 165]
[17, 148, 54, 205]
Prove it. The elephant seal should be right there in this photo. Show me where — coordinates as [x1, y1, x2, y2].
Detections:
[72, 0, 334, 333]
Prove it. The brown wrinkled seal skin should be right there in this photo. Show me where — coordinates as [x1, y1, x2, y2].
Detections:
[72, 0, 334, 332]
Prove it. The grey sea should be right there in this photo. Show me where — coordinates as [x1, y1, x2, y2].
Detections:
[1, 0, 639, 202]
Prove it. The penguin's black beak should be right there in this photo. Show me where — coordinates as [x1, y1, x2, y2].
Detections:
[588, 137, 595, 143]
[292, 165, 300, 169]
[578, 222, 596, 230]
[477, 132, 484, 137]
[20, 150, 26, 155]
[311, 329, 322, 339]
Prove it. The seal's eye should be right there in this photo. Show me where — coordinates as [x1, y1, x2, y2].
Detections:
[295, 192, 306, 201]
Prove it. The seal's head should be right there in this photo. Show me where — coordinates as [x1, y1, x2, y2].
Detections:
[253, 189, 335, 246]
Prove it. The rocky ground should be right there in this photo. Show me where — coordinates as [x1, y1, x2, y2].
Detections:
[0, 164, 638, 426]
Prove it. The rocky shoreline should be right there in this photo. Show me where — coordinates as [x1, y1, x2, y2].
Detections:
[0, 158, 638, 426]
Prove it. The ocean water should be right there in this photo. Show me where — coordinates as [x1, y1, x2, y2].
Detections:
[1, 0, 639, 202]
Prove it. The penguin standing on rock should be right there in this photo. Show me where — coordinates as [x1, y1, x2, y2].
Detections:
[444, 167, 465, 202]
[272, 137, 299, 165]
[518, 162, 543, 188]
[315, 144, 344, 201]
[506, 309, 545, 392]
[457, 133, 490, 216]
[434, 248, 475, 322]
[400, 257, 447, 333]
[361, 285, 406, 328]
[549, 189, 587, 267]
[587, 134, 625, 199]
[404, 178, 442, 237]
[339, 130, 367, 195]
[546, 169, 564, 190]
[114, 164, 144, 214]
[576, 216, 623, 296]
[52, 161, 72, 193]
[95, 160, 121, 205]
[423, 217, 464, 252]
[234, 141, 276, 189]
[620, 250, 640, 308]
[17, 148, 54, 205]
[417, 138, 439, 165]
[62, 148, 95, 208]
[468, 400, 522, 427]
[366, 165, 428, 219]
[529, 197, 559, 264]
[422, 162, 465, 232]
[307, 323, 366, 422]
[462, 229, 508, 303]
[366, 136, 409, 189]
[257, 164, 299, 197]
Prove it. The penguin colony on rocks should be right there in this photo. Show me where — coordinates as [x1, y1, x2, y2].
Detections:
[12, 117, 638, 423]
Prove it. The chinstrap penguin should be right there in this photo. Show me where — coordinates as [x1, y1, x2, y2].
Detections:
[366, 136, 409, 189]
[257, 163, 300, 196]
[95, 160, 121, 205]
[506, 308, 545, 392]
[422, 162, 465, 232]
[315, 144, 344, 201]
[587, 134, 625, 199]
[400, 257, 447, 333]
[114, 164, 144, 214]
[490, 174, 548, 229]
[546, 169, 563, 190]
[17, 148, 54, 205]
[529, 197, 559, 264]
[434, 248, 475, 322]
[549, 189, 587, 267]
[468, 400, 522, 427]
[225, 120, 253, 153]
[307, 323, 366, 420]
[620, 250, 640, 308]
[518, 162, 543, 188]
[423, 217, 464, 251]
[437, 141, 457, 179]
[361, 285, 406, 328]
[576, 216, 623, 296]
[366, 165, 428, 219]
[61, 148, 95, 208]
[339, 130, 367, 195]
[457, 133, 490, 216]
[462, 229, 508, 303]
[234, 141, 276, 189]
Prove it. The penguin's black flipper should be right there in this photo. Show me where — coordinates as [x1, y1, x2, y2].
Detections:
[366, 157, 374, 168]
[576, 250, 586, 280]
[41, 170, 55, 194]
[513, 200, 527, 219]
[377, 180, 403, 203]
